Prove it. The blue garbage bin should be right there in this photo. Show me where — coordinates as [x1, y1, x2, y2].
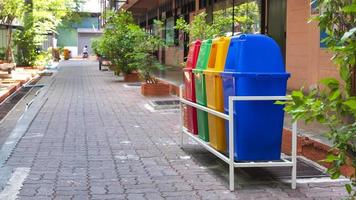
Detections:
[221, 34, 290, 161]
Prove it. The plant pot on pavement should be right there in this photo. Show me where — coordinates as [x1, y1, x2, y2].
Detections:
[124, 71, 140, 82]
[141, 82, 170, 96]
[0, 62, 16, 74]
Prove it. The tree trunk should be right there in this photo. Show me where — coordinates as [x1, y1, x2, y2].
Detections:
[5, 26, 13, 62]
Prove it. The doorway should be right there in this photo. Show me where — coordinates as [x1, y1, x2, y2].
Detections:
[265, 0, 286, 60]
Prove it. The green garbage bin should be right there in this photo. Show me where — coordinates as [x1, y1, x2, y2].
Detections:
[192, 39, 212, 141]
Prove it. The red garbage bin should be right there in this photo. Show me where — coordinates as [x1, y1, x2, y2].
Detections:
[183, 40, 201, 135]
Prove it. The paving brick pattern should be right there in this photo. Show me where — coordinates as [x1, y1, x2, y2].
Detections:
[2, 61, 347, 199]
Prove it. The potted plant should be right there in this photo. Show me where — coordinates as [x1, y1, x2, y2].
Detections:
[128, 27, 168, 96]
[94, 11, 141, 82]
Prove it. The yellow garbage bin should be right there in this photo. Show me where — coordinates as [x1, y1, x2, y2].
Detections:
[204, 36, 231, 152]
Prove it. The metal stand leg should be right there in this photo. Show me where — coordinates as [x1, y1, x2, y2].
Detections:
[291, 121, 298, 189]
[178, 95, 295, 191]
[228, 97, 234, 191]
[179, 85, 184, 149]
[99, 57, 102, 71]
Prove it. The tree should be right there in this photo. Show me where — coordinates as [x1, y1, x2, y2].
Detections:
[175, 1, 260, 42]
[279, 0, 355, 198]
[14, 0, 81, 66]
[0, 0, 26, 62]
[233, 1, 260, 33]
[175, 12, 231, 42]
[32, 0, 77, 43]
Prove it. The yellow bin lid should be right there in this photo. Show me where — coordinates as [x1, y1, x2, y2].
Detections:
[205, 36, 231, 74]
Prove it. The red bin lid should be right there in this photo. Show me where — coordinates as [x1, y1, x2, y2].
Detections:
[185, 40, 202, 70]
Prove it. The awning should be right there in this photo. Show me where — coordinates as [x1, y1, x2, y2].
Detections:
[120, 0, 170, 17]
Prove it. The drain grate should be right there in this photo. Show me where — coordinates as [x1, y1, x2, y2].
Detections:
[241, 158, 328, 179]
[38, 71, 53, 76]
[0, 87, 31, 121]
[0, 77, 42, 121]
[149, 100, 180, 110]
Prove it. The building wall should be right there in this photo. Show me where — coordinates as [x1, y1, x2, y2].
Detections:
[165, 46, 184, 66]
[73, 17, 100, 29]
[57, 28, 78, 47]
[57, 16, 100, 47]
[57, 15, 100, 56]
[286, 0, 338, 91]
[77, 33, 102, 55]
[163, 9, 204, 67]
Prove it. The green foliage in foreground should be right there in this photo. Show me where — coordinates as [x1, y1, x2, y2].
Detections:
[278, 0, 355, 198]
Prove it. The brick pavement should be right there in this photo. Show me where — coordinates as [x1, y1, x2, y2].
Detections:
[0, 60, 348, 200]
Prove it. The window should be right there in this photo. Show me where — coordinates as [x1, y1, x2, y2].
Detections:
[213, 1, 262, 35]
[165, 17, 175, 46]
[310, 0, 319, 15]
[320, 30, 327, 48]
[199, 0, 208, 9]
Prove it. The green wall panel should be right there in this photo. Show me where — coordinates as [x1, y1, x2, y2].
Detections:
[57, 28, 77, 47]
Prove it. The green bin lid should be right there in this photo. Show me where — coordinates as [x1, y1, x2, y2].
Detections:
[195, 39, 212, 71]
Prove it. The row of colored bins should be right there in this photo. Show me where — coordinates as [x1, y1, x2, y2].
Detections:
[183, 34, 290, 161]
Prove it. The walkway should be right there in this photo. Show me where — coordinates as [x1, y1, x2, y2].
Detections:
[0, 60, 347, 200]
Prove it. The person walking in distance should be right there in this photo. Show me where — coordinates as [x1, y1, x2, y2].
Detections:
[82, 45, 89, 59]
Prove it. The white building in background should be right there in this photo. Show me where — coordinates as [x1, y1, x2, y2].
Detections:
[57, 0, 103, 57]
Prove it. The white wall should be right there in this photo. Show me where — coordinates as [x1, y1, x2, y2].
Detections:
[79, 0, 101, 13]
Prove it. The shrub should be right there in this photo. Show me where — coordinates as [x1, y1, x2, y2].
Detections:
[128, 27, 165, 83]
[96, 11, 143, 75]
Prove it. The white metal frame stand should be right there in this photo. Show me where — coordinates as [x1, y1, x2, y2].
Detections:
[179, 85, 297, 191]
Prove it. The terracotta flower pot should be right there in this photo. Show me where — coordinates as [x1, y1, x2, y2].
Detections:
[124, 72, 140, 82]
[141, 82, 170, 96]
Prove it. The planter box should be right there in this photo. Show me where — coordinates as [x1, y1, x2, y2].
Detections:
[282, 129, 354, 177]
[141, 82, 170, 96]
[124, 72, 140, 82]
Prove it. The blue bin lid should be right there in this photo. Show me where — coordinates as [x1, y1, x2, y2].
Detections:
[224, 34, 285, 73]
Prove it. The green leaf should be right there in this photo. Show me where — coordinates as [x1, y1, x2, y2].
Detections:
[345, 184, 352, 194]
[343, 99, 356, 110]
[329, 89, 341, 101]
[320, 78, 339, 89]
[339, 65, 350, 82]
[342, 4, 356, 13]
[274, 100, 286, 105]
[290, 90, 305, 105]
[330, 171, 341, 179]
[323, 154, 338, 162]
